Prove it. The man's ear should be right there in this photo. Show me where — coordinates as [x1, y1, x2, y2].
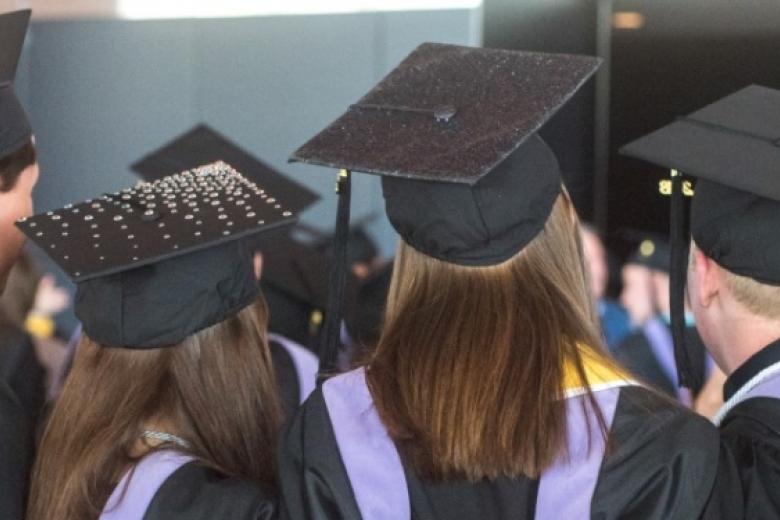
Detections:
[690, 244, 720, 308]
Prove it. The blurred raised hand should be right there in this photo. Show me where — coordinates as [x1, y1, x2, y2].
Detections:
[32, 275, 70, 317]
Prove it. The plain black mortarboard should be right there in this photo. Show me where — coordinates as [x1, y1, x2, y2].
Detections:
[0, 9, 32, 160]
[290, 42, 600, 376]
[625, 235, 671, 274]
[16, 161, 297, 348]
[314, 216, 381, 267]
[251, 233, 332, 347]
[620, 84, 780, 389]
[131, 124, 320, 213]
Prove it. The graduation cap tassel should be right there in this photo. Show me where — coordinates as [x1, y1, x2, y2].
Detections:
[318, 169, 352, 383]
[669, 170, 700, 389]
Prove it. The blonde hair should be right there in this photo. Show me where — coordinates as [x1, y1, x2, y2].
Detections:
[723, 270, 780, 320]
[366, 192, 619, 481]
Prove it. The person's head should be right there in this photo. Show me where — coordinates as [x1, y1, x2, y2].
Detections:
[620, 85, 780, 383]
[620, 264, 654, 326]
[368, 191, 616, 481]
[0, 140, 38, 291]
[28, 297, 282, 520]
[621, 238, 672, 325]
[579, 224, 608, 300]
[688, 240, 780, 371]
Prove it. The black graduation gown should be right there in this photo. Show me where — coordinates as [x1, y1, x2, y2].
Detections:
[0, 378, 33, 520]
[270, 339, 302, 414]
[269, 335, 318, 418]
[143, 462, 277, 520]
[0, 321, 46, 427]
[279, 385, 727, 520]
[715, 338, 780, 518]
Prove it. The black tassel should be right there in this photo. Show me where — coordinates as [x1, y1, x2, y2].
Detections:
[317, 170, 351, 384]
[669, 171, 700, 389]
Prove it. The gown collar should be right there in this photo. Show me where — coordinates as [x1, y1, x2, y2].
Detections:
[724, 337, 780, 401]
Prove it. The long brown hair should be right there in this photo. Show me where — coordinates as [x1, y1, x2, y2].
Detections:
[367, 192, 621, 481]
[27, 297, 282, 520]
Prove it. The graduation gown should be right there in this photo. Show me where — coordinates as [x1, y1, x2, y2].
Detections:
[713, 338, 780, 518]
[0, 320, 46, 427]
[279, 362, 725, 520]
[269, 333, 318, 414]
[0, 378, 32, 520]
[613, 318, 709, 401]
[100, 450, 276, 520]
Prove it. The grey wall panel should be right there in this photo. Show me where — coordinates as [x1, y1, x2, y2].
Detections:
[194, 13, 378, 240]
[28, 19, 197, 210]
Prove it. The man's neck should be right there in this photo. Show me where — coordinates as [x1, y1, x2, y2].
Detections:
[718, 312, 780, 374]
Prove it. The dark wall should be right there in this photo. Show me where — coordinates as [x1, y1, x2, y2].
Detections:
[609, 0, 780, 247]
[484, 0, 599, 219]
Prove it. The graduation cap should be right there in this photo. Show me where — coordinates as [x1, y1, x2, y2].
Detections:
[625, 234, 671, 274]
[131, 126, 325, 345]
[252, 233, 339, 347]
[0, 9, 32, 160]
[16, 161, 297, 348]
[291, 42, 600, 375]
[314, 212, 381, 267]
[621, 84, 780, 388]
[131, 124, 320, 213]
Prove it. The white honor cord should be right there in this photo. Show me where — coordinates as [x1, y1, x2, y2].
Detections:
[713, 360, 780, 426]
[141, 430, 191, 449]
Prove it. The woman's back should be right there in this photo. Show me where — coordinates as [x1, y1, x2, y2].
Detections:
[280, 364, 721, 520]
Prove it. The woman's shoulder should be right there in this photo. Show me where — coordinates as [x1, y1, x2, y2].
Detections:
[609, 385, 719, 460]
[591, 385, 720, 519]
[144, 462, 277, 520]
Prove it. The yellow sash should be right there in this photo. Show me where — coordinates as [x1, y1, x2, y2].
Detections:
[562, 347, 633, 396]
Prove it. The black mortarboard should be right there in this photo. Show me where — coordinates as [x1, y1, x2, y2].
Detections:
[625, 235, 671, 274]
[252, 233, 331, 347]
[0, 9, 32, 160]
[16, 162, 297, 348]
[131, 124, 320, 213]
[315, 217, 381, 267]
[290, 42, 600, 376]
[620, 84, 780, 388]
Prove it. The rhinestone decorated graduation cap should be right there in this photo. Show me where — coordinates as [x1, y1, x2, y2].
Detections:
[16, 161, 297, 348]
[131, 124, 320, 213]
[290, 42, 601, 375]
[131, 125, 325, 345]
[0, 9, 32, 160]
[621, 84, 780, 388]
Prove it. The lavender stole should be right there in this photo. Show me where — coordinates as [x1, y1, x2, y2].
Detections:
[100, 450, 194, 520]
[323, 368, 628, 520]
[269, 333, 319, 403]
